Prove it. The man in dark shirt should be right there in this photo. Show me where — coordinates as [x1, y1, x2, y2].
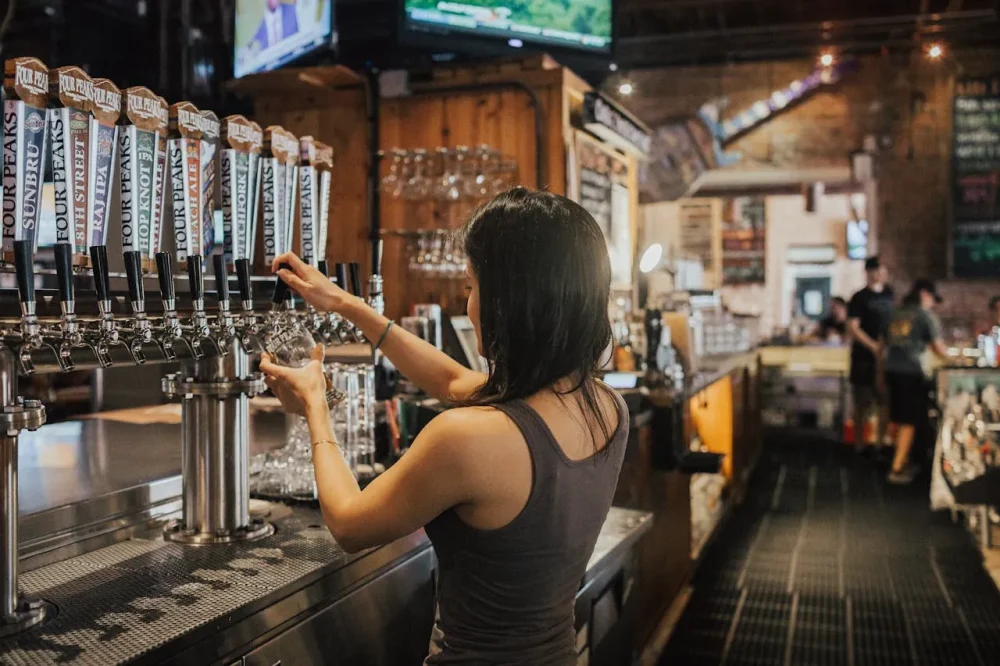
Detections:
[848, 257, 895, 452]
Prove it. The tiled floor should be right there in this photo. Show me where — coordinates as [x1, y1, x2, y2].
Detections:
[660, 438, 1000, 666]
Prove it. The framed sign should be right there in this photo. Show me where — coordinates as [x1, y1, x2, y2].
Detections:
[575, 132, 632, 287]
[722, 197, 766, 284]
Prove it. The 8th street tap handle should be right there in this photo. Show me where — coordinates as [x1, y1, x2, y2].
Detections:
[187, 256, 205, 305]
[13, 240, 36, 308]
[213, 254, 230, 305]
[155, 252, 175, 304]
[54, 243, 75, 306]
[89, 246, 112, 303]
[235, 258, 253, 306]
[123, 251, 145, 306]
[348, 262, 362, 298]
[272, 263, 292, 304]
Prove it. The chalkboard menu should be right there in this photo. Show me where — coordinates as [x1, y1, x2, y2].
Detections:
[952, 75, 1000, 278]
[575, 134, 632, 286]
[722, 197, 766, 284]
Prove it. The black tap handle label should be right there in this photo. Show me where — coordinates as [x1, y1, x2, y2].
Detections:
[372, 238, 384, 276]
[13, 239, 35, 306]
[89, 245, 111, 302]
[235, 257, 253, 304]
[187, 254, 204, 303]
[213, 253, 230, 304]
[348, 262, 362, 297]
[155, 251, 174, 302]
[335, 262, 348, 291]
[54, 242, 74, 305]
[272, 262, 291, 304]
[123, 250, 144, 305]
[317, 259, 329, 277]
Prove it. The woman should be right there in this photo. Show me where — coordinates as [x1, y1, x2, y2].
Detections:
[261, 188, 629, 664]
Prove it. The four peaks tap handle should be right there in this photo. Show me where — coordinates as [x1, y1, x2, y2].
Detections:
[348, 262, 362, 298]
[54, 243, 75, 306]
[13, 240, 35, 307]
[335, 262, 348, 291]
[155, 252, 175, 303]
[187, 256, 204, 303]
[235, 258, 253, 305]
[272, 263, 291, 304]
[213, 254, 230, 304]
[90, 246, 111, 303]
[123, 251, 145, 305]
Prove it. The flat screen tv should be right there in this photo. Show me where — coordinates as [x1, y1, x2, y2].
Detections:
[403, 0, 613, 55]
[234, 0, 336, 79]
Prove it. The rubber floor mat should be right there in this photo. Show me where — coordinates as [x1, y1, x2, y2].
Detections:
[659, 437, 1000, 666]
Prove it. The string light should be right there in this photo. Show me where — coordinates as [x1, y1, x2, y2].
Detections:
[619, 82, 634, 96]
[820, 52, 835, 67]
[927, 43, 944, 59]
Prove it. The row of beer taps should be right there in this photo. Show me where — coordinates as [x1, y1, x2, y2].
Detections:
[1, 56, 382, 378]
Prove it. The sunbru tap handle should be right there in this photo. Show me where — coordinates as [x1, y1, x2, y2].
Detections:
[335, 262, 348, 291]
[348, 262, 362, 297]
[235, 258, 253, 307]
[54, 243, 75, 308]
[89, 246, 112, 304]
[187, 256, 205, 306]
[272, 263, 292, 305]
[155, 252, 175, 306]
[213, 254, 230, 306]
[13, 240, 36, 312]
[123, 251, 145, 308]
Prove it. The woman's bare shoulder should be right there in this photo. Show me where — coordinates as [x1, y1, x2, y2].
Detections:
[425, 406, 515, 442]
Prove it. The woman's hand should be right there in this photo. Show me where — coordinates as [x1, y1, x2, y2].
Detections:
[260, 344, 328, 417]
[271, 252, 359, 315]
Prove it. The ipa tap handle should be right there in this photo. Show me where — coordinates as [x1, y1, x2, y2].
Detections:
[123, 251, 145, 308]
[89, 246, 112, 304]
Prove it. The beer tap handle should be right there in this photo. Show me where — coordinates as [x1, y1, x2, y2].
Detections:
[372, 239, 384, 277]
[348, 262, 362, 297]
[155, 252, 175, 308]
[235, 258, 253, 308]
[123, 251, 145, 309]
[89, 246, 112, 306]
[213, 254, 230, 307]
[13, 240, 36, 314]
[54, 243, 75, 310]
[273, 263, 292, 305]
[335, 262, 348, 291]
[187, 256, 205, 308]
[317, 260, 329, 278]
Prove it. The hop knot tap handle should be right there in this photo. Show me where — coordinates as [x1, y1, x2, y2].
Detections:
[212, 254, 230, 305]
[334, 262, 348, 291]
[272, 263, 292, 304]
[155, 253, 175, 304]
[187, 256, 204, 304]
[123, 251, 145, 306]
[89, 246, 112, 303]
[235, 258, 253, 306]
[13, 240, 36, 308]
[348, 262, 362, 298]
[54, 243, 75, 306]
[317, 260, 329, 278]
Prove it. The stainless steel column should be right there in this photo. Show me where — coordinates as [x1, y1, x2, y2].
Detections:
[163, 340, 270, 544]
[0, 347, 48, 635]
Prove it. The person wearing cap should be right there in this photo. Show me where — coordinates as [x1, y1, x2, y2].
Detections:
[882, 279, 948, 484]
[847, 257, 895, 452]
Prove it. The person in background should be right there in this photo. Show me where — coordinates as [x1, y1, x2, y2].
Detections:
[811, 296, 849, 344]
[989, 296, 1000, 328]
[883, 279, 948, 484]
[848, 257, 896, 452]
[249, 0, 299, 52]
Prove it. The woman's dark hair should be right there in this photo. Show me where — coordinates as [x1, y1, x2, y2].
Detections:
[459, 187, 615, 448]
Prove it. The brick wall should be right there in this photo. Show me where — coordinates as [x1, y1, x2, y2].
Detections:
[608, 48, 1000, 330]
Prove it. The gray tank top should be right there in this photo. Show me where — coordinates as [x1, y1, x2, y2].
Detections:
[424, 386, 628, 665]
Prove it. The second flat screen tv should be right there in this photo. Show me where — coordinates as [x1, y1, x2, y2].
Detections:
[234, 0, 336, 79]
[404, 0, 613, 54]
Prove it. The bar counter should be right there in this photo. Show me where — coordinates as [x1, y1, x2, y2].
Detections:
[3, 409, 652, 665]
